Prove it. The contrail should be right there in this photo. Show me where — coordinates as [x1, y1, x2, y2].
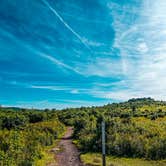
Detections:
[40, 54, 82, 74]
[41, 0, 91, 51]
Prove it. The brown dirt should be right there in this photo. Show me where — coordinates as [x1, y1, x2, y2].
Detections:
[48, 127, 84, 166]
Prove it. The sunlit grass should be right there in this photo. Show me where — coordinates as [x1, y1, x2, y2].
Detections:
[35, 127, 66, 166]
[35, 150, 54, 166]
[80, 153, 166, 166]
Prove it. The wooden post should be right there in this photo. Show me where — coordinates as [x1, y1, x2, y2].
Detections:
[102, 121, 106, 166]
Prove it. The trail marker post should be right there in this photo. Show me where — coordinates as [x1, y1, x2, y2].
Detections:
[102, 121, 106, 166]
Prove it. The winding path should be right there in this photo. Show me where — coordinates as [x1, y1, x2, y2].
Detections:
[48, 127, 83, 166]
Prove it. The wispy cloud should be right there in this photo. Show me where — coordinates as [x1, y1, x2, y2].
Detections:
[31, 85, 71, 91]
[2, 0, 166, 108]
[31, 84, 91, 95]
[41, 0, 91, 51]
[86, 0, 166, 101]
[70, 89, 79, 94]
[40, 53, 82, 74]
[77, 57, 123, 77]
[82, 37, 105, 47]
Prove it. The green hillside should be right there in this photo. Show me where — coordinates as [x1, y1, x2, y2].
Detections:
[57, 98, 166, 160]
[0, 98, 166, 165]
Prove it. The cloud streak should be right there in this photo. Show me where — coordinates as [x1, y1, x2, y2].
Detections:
[2, 0, 166, 108]
[40, 53, 82, 74]
[41, 0, 92, 51]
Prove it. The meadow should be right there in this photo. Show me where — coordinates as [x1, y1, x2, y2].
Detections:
[0, 98, 166, 165]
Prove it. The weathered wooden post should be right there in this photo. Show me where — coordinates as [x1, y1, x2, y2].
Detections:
[102, 121, 106, 166]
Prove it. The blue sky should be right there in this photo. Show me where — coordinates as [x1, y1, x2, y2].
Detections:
[0, 0, 166, 109]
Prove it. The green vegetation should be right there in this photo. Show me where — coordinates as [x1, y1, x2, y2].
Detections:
[57, 98, 166, 161]
[81, 153, 166, 166]
[1, 97, 166, 165]
[0, 108, 65, 166]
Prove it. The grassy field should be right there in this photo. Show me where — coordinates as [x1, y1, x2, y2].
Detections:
[80, 153, 166, 166]
[34, 128, 66, 166]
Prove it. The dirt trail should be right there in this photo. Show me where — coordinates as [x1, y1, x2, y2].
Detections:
[48, 127, 84, 166]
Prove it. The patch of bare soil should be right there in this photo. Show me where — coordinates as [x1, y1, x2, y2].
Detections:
[48, 127, 84, 166]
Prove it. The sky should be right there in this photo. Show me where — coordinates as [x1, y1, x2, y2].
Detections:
[1, 0, 166, 109]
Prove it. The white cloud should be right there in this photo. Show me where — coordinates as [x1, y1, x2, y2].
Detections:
[77, 57, 123, 77]
[31, 85, 70, 91]
[31, 85, 90, 94]
[70, 89, 79, 94]
[40, 54, 82, 74]
[137, 42, 149, 53]
[6, 0, 166, 105]
[82, 37, 105, 47]
[41, 0, 91, 51]
[87, 0, 166, 101]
